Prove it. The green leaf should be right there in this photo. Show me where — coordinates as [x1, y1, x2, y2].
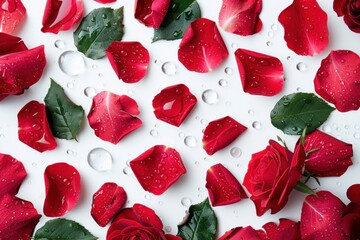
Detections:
[153, 0, 201, 42]
[177, 198, 217, 240]
[74, 7, 124, 59]
[294, 181, 317, 195]
[33, 218, 97, 240]
[270, 93, 335, 135]
[45, 79, 84, 141]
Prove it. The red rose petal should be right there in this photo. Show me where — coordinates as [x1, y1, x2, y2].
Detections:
[18, 101, 57, 153]
[333, 0, 346, 16]
[234, 48, 284, 96]
[218, 0, 262, 36]
[257, 219, 301, 240]
[219, 226, 261, 240]
[91, 182, 127, 227]
[347, 184, 360, 205]
[95, 0, 116, 3]
[152, 84, 197, 127]
[206, 163, 247, 206]
[300, 191, 346, 240]
[304, 130, 353, 177]
[87, 91, 142, 144]
[0, 32, 27, 56]
[41, 0, 84, 33]
[0, 153, 27, 197]
[134, 0, 170, 28]
[130, 145, 186, 195]
[106, 41, 150, 83]
[0, 0, 26, 34]
[202, 116, 247, 155]
[0, 194, 41, 240]
[43, 162, 81, 217]
[314, 50, 360, 112]
[178, 18, 229, 73]
[278, 0, 329, 56]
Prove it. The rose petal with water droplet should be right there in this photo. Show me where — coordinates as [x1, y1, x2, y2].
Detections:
[314, 50, 360, 112]
[219, 226, 262, 240]
[0, 153, 27, 197]
[152, 84, 197, 127]
[43, 162, 81, 217]
[257, 218, 301, 240]
[234, 48, 284, 96]
[178, 18, 228, 73]
[18, 101, 57, 153]
[87, 91, 142, 144]
[0, 0, 26, 34]
[130, 145, 186, 195]
[218, 0, 262, 36]
[278, 0, 329, 56]
[0, 33, 27, 56]
[106, 41, 150, 83]
[202, 116, 247, 155]
[134, 0, 171, 28]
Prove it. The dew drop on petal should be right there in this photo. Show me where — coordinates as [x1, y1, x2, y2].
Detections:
[58, 51, 85, 76]
[184, 136, 197, 147]
[84, 87, 97, 98]
[161, 62, 177, 75]
[224, 67, 233, 75]
[181, 197, 192, 207]
[252, 121, 262, 129]
[201, 89, 219, 104]
[54, 40, 65, 49]
[296, 62, 307, 72]
[87, 148, 113, 172]
[230, 147, 242, 158]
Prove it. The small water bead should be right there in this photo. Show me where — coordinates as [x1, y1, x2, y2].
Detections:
[87, 148, 113, 172]
[144, 194, 152, 200]
[271, 24, 278, 31]
[164, 226, 172, 233]
[123, 167, 132, 175]
[266, 41, 273, 47]
[218, 79, 228, 87]
[296, 87, 303, 92]
[54, 40, 65, 49]
[200, 118, 208, 125]
[252, 121, 262, 129]
[248, 109, 254, 115]
[127, 89, 134, 95]
[150, 129, 158, 137]
[201, 89, 219, 105]
[231, 43, 238, 49]
[287, 56, 292, 61]
[354, 132, 360, 139]
[322, 124, 331, 133]
[336, 182, 342, 187]
[178, 132, 185, 138]
[355, 124, 360, 130]
[84, 87, 97, 98]
[184, 136, 197, 147]
[31, 162, 37, 167]
[268, 31, 274, 38]
[181, 197, 192, 207]
[58, 51, 85, 76]
[66, 149, 76, 156]
[161, 62, 177, 75]
[296, 62, 308, 72]
[230, 147, 242, 158]
[66, 82, 74, 89]
[224, 67, 233, 75]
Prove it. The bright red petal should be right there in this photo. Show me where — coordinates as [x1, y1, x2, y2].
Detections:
[152, 84, 197, 127]
[219, 0, 262, 36]
[202, 116, 247, 155]
[234, 48, 284, 96]
[87, 91, 142, 144]
[134, 0, 170, 28]
[95, 0, 116, 3]
[278, 0, 328, 56]
[0, 153, 26, 197]
[130, 145, 186, 195]
[91, 182, 127, 227]
[0, 194, 41, 240]
[0, 0, 26, 34]
[106, 41, 150, 83]
[347, 184, 360, 205]
[219, 226, 261, 240]
[300, 191, 346, 240]
[0, 32, 27, 56]
[206, 163, 247, 206]
[178, 18, 229, 73]
[258, 219, 301, 240]
[43, 162, 81, 217]
[314, 50, 360, 112]
[41, 0, 84, 33]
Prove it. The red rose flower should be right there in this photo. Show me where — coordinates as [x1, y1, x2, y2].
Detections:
[0, 0, 26, 34]
[343, 184, 360, 239]
[243, 140, 305, 216]
[334, 0, 360, 33]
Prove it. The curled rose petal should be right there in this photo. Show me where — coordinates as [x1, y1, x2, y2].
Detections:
[87, 91, 142, 144]
[152, 84, 197, 127]
[0, 32, 27, 55]
[347, 184, 360, 204]
[0, 0, 26, 34]
[0, 153, 27, 197]
[130, 145, 186, 195]
[206, 163, 247, 206]
[0, 194, 41, 240]
[202, 116, 247, 155]
[314, 50, 360, 112]
[219, 226, 261, 240]
[41, 0, 84, 33]
[278, 0, 329, 56]
[219, 0, 262, 36]
[43, 162, 81, 217]
[178, 18, 228, 73]
[106, 41, 150, 83]
[91, 182, 127, 227]
[134, 0, 170, 28]
[257, 219, 301, 240]
[234, 48, 284, 96]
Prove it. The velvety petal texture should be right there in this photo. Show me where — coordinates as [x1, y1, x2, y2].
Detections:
[343, 184, 360, 239]
[134, 0, 170, 28]
[0, 153, 27, 197]
[0, 0, 26, 34]
[219, 226, 261, 240]
[257, 219, 301, 240]
[0, 32, 27, 55]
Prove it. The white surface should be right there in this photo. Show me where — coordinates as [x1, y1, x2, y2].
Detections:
[1, 0, 360, 238]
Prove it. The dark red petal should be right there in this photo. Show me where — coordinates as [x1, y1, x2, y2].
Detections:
[300, 191, 346, 240]
[0, 153, 27, 197]
[0, 194, 41, 240]
[0, 32, 27, 56]
[304, 130, 353, 176]
[95, 0, 116, 3]
[43, 162, 81, 217]
[41, 0, 84, 33]
[202, 116, 247, 155]
[333, 0, 346, 16]
[165, 234, 183, 240]
[130, 145, 186, 195]
[178, 18, 228, 73]
[347, 184, 360, 204]
[278, 0, 328, 56]
[18, 101, 57, 153]
[106, 41, 150, 83]
[219, 226, 261, 240]
[0, 0, 26, 34]
[206, 163, 247, 206]
[219, 0, 262, 36]
[152, 84, 197, 127]
[258, 219, 301, 240]
[87, 91, 142, 144]
[135, 0, 170, 28]
[314, 50, 360, 112]
[91, 182, 127, 227]
[234, 48, 284, 96]
[0, 45, 46, 99]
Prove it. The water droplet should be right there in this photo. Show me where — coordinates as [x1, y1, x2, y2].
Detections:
[32, 123, 41, 130]
[66, 82, 74, 89]
[144, 194, 151, 200]
[178, 132, 185, 138]
[266, 41, 272, 47]
[150, 129, 158, 137]
[268, 31, 274, 38]
[181, 197, 192, 207]
[225, 67, 233, 75]
[231, 43, 238, 49]
[164, 225, 172, 232]
[31, 162, 37, 167]
[248, 109, 254, 115]
[252, 121, 262, 129]
[54, 40, 65, 49]
[218, 79, 228, 87]
[296, 62, 307, 72]
[58, 51, 85, 76]
[201, 89, 219, 105]
[184, 136, 197, 147]
[336, 182, 342, 187]
[200, 119, 208, 125]
[322, 124, 331, 133]
[354, 132, 360, 139]
[173, 30, 182, 38]
[271, 24, 278, 31]
[123, 167, 132, 175]
[287, 56, 292, 61]
[296, 87, 302, 92]
[87, 148, 113, 172]
[161, 62, 177, 75]
[102, 13, 107, 19]
[230, 147, 242, 158]
[84, 87, 97, 98]
[66, 149, 76, 156]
